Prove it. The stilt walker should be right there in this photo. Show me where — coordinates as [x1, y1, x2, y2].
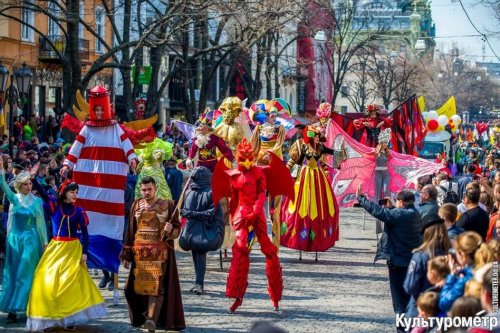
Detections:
[212, 138, 294, 313]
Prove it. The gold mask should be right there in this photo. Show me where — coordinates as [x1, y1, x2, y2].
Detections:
[219, 96, 242, 124]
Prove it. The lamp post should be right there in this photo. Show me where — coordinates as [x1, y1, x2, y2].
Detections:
[0, 62, 8, 130]
[5, 63, 33, 157]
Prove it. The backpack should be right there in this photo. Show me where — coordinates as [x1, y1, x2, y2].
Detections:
[440, 181, 460, 204]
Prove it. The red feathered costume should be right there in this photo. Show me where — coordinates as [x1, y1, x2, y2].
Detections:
[212, 138, 294, 313]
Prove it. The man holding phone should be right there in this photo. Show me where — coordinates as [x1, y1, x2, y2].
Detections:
[356, 184, 422, 318]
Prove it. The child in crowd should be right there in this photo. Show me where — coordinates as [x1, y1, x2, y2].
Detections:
[439, 231, 494, 312]
[410, 292, 439, 333]
[438, 203, 464, 243]
[426, 256, 450, 293]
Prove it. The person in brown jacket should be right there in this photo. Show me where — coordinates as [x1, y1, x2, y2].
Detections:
[120, 176, 185, 332]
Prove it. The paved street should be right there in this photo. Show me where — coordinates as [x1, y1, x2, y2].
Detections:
[1, 208, 395, 332]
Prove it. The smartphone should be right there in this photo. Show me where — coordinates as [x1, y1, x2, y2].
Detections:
[378, 198, 388, 205]
[353, 202, 362, 208]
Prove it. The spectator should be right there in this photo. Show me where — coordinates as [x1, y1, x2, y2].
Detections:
[417, 185, 439, 219]
[479, 267, 500, 333]
[479, 190, 494, 214]
[426, 256, 450, 293]
[458, 165, 476, 201]
[434, 173, 459, 206]
[165, 158, 183, 204]
[448, 297, 483, 323]
[356, 185, 422, 315]
[410, 292, 439, 333]
[457, 182, 489, 214]
[404, 214, 450, 318]
[29, 115, 38, 139]
[439, 231, 493, 312]
[438, 203, 464, 243]
[456, 188, 490, 240]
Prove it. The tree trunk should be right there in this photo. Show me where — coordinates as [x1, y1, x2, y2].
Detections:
[121, 0, 132, 121]
[65, 0, 81, 113]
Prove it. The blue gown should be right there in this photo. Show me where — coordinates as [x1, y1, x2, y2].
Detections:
[0, 172, 47, 313]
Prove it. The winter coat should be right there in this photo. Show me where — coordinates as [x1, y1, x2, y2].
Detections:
[404, 249, 445, 318]
[438, 265, 473, 313]
[417, 200, 439, 220]
[179, 166, 224, 253]
[358, 195, 422, 267]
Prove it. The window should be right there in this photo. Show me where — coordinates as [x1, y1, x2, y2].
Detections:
[79, 2, 84, 40]
[21, 3, 35, 42]
[377, 60, 386, 69]
[341, 85, 349, 97]
[400, 43, 407, 54]
[47, 87, 57, 103]
[48, 1, 60, 37]
[95, 7, 105, 53]
[340, 105, 348, 114]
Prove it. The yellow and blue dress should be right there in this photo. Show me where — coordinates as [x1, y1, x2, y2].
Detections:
[26, 179, 107, 331]
[0, 171, 47, 315]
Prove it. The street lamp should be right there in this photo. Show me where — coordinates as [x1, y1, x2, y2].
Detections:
[5, 62, 33, 157]
[414, 39, 426, 52]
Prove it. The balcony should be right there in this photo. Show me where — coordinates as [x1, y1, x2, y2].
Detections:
[39, 35, 90, 63]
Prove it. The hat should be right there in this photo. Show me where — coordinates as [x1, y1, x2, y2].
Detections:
[315, 102, 332, 119]
[421, 214, 444, 234]
[365, 104, 381, 115]
[378, 128, 391, 145]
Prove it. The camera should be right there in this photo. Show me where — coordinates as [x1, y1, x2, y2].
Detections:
[378, 198, 388, 205]
[448, 248, 457, 261]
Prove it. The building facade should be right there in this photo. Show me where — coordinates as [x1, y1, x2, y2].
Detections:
[0, 1, 114, 135]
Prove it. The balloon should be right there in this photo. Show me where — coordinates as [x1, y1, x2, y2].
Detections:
[451, 114, 461, 125]
[438, 115, 449, 126]
[422, 111, 429, 118]
[427, 119, 439, 131]
[437, 125, 445, 132]
[428, 111, 438, 120]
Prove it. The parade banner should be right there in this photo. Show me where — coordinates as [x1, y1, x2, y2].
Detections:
[418, 96, 426, 112]
[328, 120, 446, 207]
[436, 96, 457, 118]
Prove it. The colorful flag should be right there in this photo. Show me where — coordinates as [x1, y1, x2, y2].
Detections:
[390, 95, 427, 155]
[171, 120, 195, 141]
[436, 96, 456, 118]
[418, 96, 426, 112]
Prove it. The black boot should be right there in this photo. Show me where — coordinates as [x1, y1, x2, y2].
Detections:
[6, 312, 17, 324]
[99, 271, 110, 289]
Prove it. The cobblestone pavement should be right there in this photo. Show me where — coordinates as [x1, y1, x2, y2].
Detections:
[1, 208, 395, 332]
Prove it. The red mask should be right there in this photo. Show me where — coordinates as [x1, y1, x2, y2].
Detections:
[236, 138, 254, 171]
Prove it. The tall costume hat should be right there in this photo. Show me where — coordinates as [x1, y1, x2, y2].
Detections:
[88, 86, 111, 120]
[378, 128, 392, 145]
[316, 102, 332, 119]
[365, 104, 381, 116]
[196, 107, 219, 128]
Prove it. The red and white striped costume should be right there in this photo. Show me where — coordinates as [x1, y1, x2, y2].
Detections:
[64, 123, 136, 271]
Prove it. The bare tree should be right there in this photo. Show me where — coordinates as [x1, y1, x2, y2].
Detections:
[343, 53, 376, 112]
[316, 0, 388, 108]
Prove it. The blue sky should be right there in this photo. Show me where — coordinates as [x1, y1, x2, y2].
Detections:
[431, 0, 500, 62]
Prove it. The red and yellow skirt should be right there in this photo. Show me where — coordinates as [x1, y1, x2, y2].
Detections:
[280, 159, 339, 252]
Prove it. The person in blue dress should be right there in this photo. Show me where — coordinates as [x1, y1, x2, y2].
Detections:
[0, 159, 47, 323]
